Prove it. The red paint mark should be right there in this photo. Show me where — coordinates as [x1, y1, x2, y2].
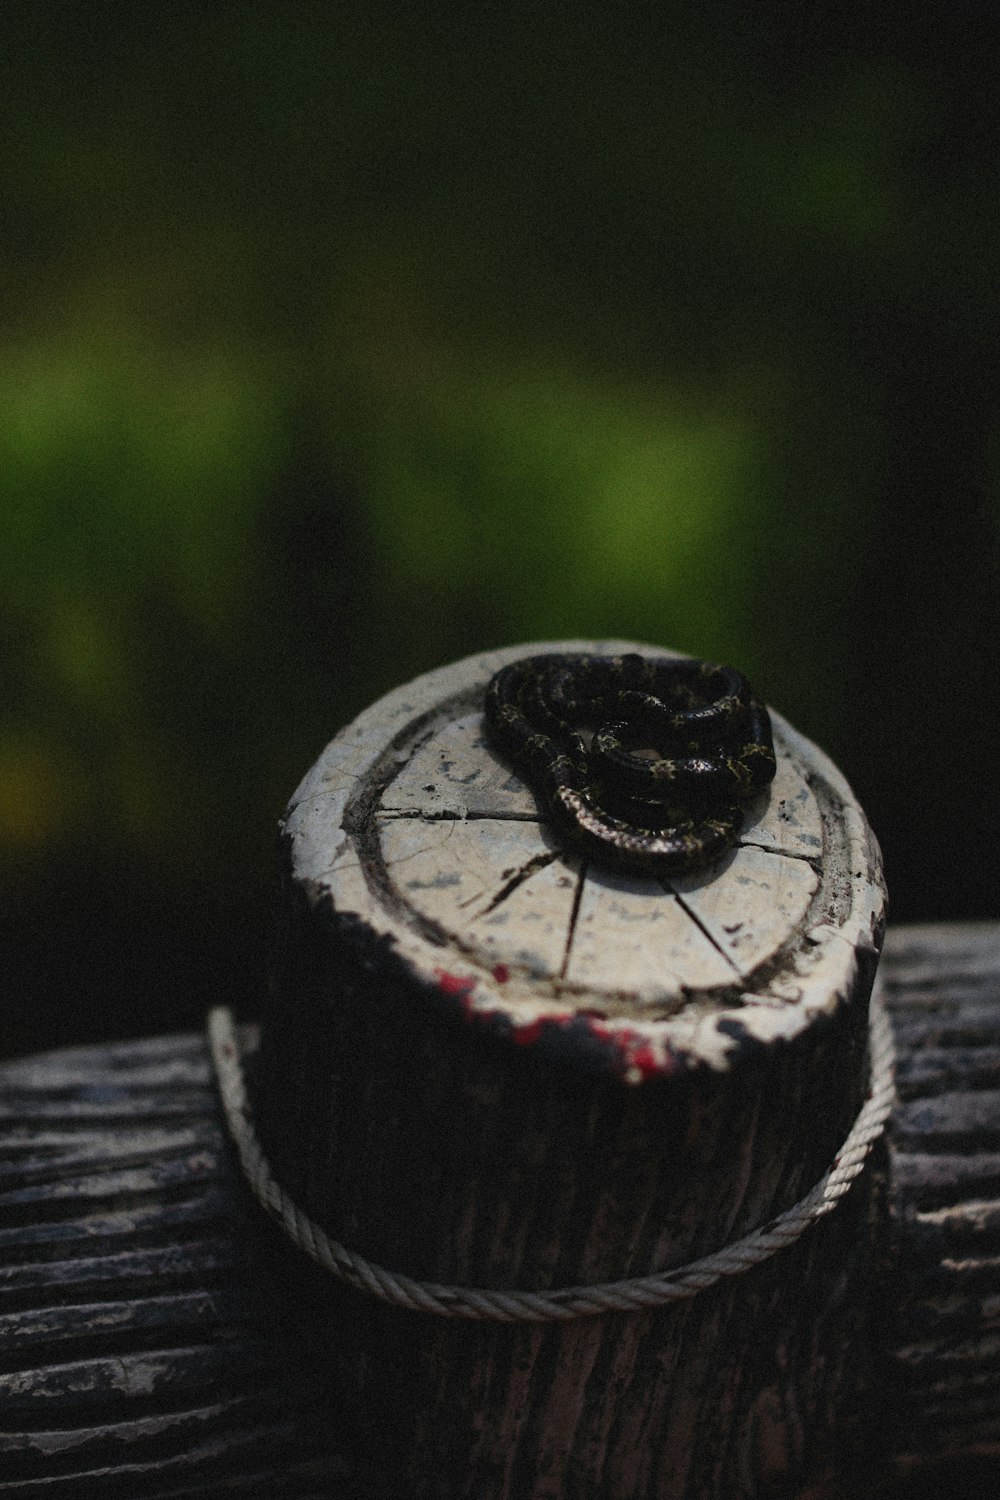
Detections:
[434, 969, 482, 1021]
[623, 1038, 661, 1081]
[435, 969, 476, 998]
[579, 1017, 669, 1082]
[433, 968, 677, 1079]
[511, 1018, 546, 1047]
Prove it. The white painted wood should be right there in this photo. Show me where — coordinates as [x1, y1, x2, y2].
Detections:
[377, 815, 577, 980]
[280, 639, 885, 1073]
[565, 868, 736, 998]
[380, 711, 539, 819]
[667, 844, 820, 978]
[739, 746, 824, 856]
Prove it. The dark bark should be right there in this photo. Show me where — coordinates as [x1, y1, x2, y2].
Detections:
[252, 898, 880, 1500]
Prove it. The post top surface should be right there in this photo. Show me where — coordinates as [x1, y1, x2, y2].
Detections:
[282, 640, 885, 1075]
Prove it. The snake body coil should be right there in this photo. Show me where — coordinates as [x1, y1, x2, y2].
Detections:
[484, 652, 776, 875]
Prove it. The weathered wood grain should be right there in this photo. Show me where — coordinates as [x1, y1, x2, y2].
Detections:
[1, 926, 999, 1496]
[880, 923, 1000, 1482]
[0, 1034, 363, 1498]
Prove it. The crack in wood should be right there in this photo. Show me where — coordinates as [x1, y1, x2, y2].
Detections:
[464, 852, 559, 918]
[559, 863, 589, 981]
[737, 840, 822, 870]
[379, 809, 544, 823]
[667, 888, 743, 976]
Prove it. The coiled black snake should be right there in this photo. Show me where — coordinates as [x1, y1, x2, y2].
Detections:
[484, 652, 776, 875]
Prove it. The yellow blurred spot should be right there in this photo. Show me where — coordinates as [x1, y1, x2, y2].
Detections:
[0, 735, 79, 849]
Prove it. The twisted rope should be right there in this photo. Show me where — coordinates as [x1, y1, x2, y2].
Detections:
[207, 991, 895, 1323]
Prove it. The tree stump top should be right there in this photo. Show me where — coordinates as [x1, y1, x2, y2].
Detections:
[283, 639, 885, 1077]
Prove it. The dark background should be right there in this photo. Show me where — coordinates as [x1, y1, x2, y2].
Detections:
[2, 7, 998, 1056]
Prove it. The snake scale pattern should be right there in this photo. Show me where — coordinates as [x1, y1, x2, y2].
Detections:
[484, 652, 777, 875]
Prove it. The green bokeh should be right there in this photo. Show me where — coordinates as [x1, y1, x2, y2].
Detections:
[2, 9, 997, 1049]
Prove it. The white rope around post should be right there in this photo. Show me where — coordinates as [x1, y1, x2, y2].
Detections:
[207, 991, 896, 1323]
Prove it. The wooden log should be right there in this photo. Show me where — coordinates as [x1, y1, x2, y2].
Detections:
[0, 1035, 365, 1497]
[879, 923, 1000, 1486]
[2, 929, 1000, 1495]
[253, 639, 888, 1499]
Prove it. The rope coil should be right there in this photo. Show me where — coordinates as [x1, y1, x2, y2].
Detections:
[207, 992, 895, 1323]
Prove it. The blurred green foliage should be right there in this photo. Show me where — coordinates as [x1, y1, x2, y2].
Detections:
[2, 7, 998, 1050]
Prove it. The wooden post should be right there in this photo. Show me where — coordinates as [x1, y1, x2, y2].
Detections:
[253, 639, 887, 1499]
